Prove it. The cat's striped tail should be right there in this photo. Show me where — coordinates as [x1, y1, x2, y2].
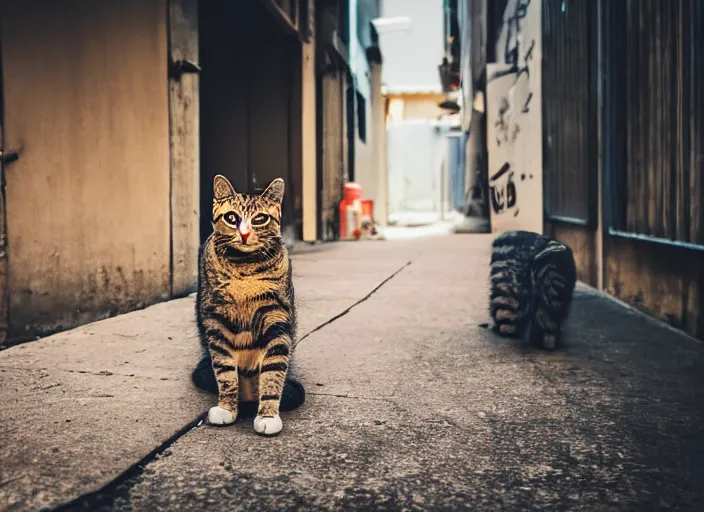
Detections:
[191, 355, 306, 412]
[489, 231, 537, 337]
[529, 240, 577, 349]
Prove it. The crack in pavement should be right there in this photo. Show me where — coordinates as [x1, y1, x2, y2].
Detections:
[0, 364, 169, 381]
[307, 391, 397, 403]
[293, 260, 412, 349]
[45, 261, 413, 510]
[307, 392, 468, 430]
[50, 414, 206, 512]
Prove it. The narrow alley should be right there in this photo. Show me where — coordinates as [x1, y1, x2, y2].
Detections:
[0, 0, 703, 510]
[2, 235, 703, 511]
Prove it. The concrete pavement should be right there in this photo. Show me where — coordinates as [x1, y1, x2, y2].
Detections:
[1, 235, 704, 511]
[0, 241, 421, 512]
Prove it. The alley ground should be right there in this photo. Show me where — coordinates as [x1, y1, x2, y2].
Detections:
[1, 234, 703, 511]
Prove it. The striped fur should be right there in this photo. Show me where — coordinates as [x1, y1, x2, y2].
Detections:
[192, 175, 304, 434]
[489, 230, 577, 350]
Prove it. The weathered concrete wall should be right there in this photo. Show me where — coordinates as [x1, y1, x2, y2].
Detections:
[605, 236, 703, 340]
[385, 94, 447, 121]
[386, 119, 447, 217]
[486, 0, 543, 234]
[0, 0, 170, 341]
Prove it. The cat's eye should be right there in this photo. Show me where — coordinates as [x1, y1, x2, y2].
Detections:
[252, 213, 270, 227]
[223, 212, 239, 226]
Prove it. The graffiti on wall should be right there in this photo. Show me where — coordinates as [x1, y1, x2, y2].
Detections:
[490, 0, 537, 145]
[489, 163, 517, 215]
[488, 162, 535, 217]
[500, 1, 535, 77]
[485, 0, 542, 233]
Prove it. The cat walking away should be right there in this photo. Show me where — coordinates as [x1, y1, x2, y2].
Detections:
[192, 175, 305, 436]
[489, 230, 577, 350]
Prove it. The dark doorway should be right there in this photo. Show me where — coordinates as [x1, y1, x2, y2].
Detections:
[199, 1, 301, 244]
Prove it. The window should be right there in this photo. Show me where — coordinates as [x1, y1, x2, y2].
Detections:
[356, 91, 367, 143]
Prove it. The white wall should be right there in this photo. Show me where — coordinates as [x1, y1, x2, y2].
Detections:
[486, 0, 543, 234]
[386, 119, 447, 218]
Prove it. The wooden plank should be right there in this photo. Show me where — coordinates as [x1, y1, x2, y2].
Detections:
[641, 0, 651, 236]
[626, 0, 636, 233]
[692, 0, 704, 246]
[675, 0, 686, 242]
[0, 124, 8, 345]
[652, 0, 662, 239]
[665, 2, 674, 240]
[690, 0, 699, 243]
[260, 0, 300, 39]
[664, 0, 675, 241]
[617, 0, 704, 245]
[169, 0, 200, 297]
[301, 3, 317, 241]
[288, 0, 315, 242]
[319, 54, 343, 241]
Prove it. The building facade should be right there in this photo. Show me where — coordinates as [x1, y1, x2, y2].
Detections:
[0, 0, 384, 344]
[456, 0, 704, 340]
[315, 0, 385, 239]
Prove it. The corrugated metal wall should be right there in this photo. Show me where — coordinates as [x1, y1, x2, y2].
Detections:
[0, 0, 171, 342]
[609, 0, 704, 246]
[542, 0, 596, 225]
[540, 0, 703, 337]
[602, 0, 704, 339]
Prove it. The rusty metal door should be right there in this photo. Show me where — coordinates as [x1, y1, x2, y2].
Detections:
[0, 1, 172, 343]
[601, 0, 704, 338]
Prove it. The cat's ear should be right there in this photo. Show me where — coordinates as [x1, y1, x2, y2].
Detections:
[213, 175, 236, 200]
[260, 178, 285, 204]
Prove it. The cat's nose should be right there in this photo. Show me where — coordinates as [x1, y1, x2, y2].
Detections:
[239, 219, 251, 244]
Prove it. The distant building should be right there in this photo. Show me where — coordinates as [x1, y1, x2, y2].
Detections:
[380, 0, 447, 121]
[378, 0, 464, 226]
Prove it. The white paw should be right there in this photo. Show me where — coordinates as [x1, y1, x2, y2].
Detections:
[543, 334, 557, 350]
[253, 414, 283, 436]
[208, 406, 236, 425]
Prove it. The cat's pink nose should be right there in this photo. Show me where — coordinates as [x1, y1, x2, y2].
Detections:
[239, 219, 250, 243]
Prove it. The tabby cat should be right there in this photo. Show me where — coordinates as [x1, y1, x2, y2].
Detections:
[192, 175, 305, 436]
[489, 230, 577, 350]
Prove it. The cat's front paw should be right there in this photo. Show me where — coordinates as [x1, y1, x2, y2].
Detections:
[208, 406, 237, 426]
[253, 414, 283, 436]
